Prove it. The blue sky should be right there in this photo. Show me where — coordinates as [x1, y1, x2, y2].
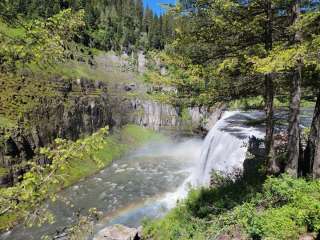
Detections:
[143, 0, 176, 15]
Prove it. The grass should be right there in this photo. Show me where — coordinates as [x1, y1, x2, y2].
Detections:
[50, 56, 137, 84]
[143, 149, 320, 240]
[228, 96, 265, 110]
[300, 99, 316, 108]
[53, 62, 107, 81]
[42, 59, 149, 100]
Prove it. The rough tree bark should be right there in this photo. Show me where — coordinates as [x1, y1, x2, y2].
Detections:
[285, 0, 302, 177]
[265, 74, 278, 173]
[304, 92, 320, 178]
[264, 0, 279, 174]
[286, 67, 302, 176]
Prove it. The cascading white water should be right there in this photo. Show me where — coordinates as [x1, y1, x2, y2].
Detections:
[197, 111, 265, 185]
[94, 110, 266, 238]
[2, 109, 308, 240]
[161, 111, 265, 207]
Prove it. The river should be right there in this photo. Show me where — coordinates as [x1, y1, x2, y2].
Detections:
[1, 109, 313, 240]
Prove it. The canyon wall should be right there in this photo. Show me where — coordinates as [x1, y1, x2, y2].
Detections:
[0, 74, 224, 186]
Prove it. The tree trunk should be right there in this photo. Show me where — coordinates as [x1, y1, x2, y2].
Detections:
[286, 67, 302, 177]
[265, 75, 278, 174]
[304, 92, 320, 178]
[298, 139, 304, 176]
[264, 0, 278, 174]
[285, 0, 302, 177]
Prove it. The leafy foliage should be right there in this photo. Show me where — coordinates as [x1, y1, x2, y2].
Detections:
[144, 0, 320, 178]
[143, 174, 320, 240]
[0, 127, 108, 229]
[0, 9, 85, 73]
[42, 208, 102, 240]
[0, 125, 160, 232]
[145, 0, 320, 108]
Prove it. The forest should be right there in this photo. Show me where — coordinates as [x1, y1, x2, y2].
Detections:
[1, 0, 174, 52]
[0, 0, 320, 240]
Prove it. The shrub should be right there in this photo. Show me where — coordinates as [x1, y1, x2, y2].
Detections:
[143, 175, 320, 240]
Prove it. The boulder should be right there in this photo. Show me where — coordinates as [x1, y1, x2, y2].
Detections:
[299, 234, 316, 240]
[94, 224, 140, 240]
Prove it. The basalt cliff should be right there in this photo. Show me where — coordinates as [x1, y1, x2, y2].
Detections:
[0, 54, 224, 186]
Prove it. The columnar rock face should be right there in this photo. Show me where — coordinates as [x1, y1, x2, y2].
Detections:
[127, 100, 225, 132]
[0, 72, 225, 186]
[0, 77, 114, 185]
[188, 103, 226, 132]
[128, 99, 180, 131]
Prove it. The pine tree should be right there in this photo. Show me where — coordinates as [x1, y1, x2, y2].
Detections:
[0, 0, 173, 52]
[286, 0, 303, 177]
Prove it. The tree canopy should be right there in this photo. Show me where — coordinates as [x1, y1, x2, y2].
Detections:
[0, 0, 175, 53]
[145, 0, 320, 177]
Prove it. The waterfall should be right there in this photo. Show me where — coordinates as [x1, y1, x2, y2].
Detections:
[197, 111, 264, 185]
[162, 111, 265, 207]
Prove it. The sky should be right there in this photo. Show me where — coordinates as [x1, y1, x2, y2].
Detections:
[143, 0, 176, 15]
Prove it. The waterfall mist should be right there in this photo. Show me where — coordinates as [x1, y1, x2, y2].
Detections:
[197, 111, 265, 185]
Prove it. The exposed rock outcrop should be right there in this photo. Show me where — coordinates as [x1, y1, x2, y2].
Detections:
[127, 100, 225, 132]
[0, 77, 113, 185]
[0, 69, 225, 186]
[188, 103, 226, 133]
[128, 99, 180, 131]
[94, 225, 141, 240]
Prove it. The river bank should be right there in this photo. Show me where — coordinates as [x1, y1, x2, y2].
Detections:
[2, 132, 202, 239]
[1, 110, 267, 240]
[0, 124, 161, 233]
[0, 50, 224, 236]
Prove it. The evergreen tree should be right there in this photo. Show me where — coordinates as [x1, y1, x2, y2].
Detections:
[151, 0, 320, 177]
[0, 0, 173, 52]
[286, 0, 303, 177]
